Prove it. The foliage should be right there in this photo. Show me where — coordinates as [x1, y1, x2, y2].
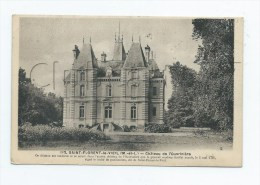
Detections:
[165, 62, 197, 128]
[192, 19, 234, 130]
[122, 125, 131, 132]
[96, 67, 106, 77]
[18, 68, 63, 126]
[18, 123, 109, 142]
[122, 125, 137, 132]
[145, 124, 172, 133]
[166, 19, 234, 131]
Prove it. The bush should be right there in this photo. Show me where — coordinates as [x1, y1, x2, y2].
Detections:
[122, 125, 131, 132]
[145, 124, 172, 133]
[18, 124, 109, 142]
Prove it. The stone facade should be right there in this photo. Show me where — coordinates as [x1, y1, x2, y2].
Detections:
[63, 34, 165, 132]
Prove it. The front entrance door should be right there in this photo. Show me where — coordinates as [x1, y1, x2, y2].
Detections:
[103, 123, 109, 133]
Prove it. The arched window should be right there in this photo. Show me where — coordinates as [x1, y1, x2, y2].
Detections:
[131, 85, 137, 97]
[131, 106, 137, 119]
[80, 85, 85, 97]
[80, 71, 85, 81]
[105, 106, 112, 118]
[106, 85, 112, 97]
[79, 105, 85, 118]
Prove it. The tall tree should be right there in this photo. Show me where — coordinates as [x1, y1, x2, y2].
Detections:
[166, 62, 197, 127]
[192, 19, 234, 130]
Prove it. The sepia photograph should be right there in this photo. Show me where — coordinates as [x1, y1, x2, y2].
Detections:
[11, 16, 243, 166]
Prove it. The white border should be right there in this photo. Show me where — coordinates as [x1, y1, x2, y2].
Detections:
[1, 1, 260, 185]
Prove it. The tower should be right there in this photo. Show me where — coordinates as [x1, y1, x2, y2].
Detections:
[63, 39, 98, 128]
[120, 42, 149, 130]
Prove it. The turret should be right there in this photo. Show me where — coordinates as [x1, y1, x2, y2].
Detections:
[112, 22, 126, 61]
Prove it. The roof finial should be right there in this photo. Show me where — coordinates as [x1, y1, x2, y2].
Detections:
[122, 34, 123, 42]
[115, 32, 117, 42]
[90, 36, 91, 44]
[83, 37, 84, 44]
[132, 35, 133, 42]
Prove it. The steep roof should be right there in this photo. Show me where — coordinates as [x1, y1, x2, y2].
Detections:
[123, 43, 147, 68]
[112, 42, 126, 61]
[148, 59, 159, 71]
[73, 43, 98, 69]
[98, 60, 123, 76]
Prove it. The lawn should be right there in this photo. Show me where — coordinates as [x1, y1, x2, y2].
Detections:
[19, 130, 232, 151]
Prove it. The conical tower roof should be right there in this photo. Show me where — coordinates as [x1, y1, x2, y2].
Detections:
[73, 43, 98, 69]
[123, 43, 147, 68]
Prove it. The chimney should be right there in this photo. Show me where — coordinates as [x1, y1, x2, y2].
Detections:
[101, 51, 107, 62]
[72, 45, 80, 60]
[145, 44, 150, 62]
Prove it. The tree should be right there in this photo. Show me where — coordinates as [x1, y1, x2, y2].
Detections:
[192, 19, 234, 130]
[166, 62, 197, 127]
[18, 67, 63, 126]
[166, 19, 234, 130]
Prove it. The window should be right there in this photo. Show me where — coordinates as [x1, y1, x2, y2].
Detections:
[131, 85, 137, 97]
[106, 85, 112, 97]
[153, 87, 157, 96]
[105, 106, 112, 118]
[80, 85, 85, 97]
[79, 105, 85, 118]
[131, 106, 137, 119]
[80, 71, 85, 81]
[131, 71, 137, 79]
[153, 107, 157, 116]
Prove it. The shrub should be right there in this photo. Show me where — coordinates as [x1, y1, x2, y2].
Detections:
[145, 124, 172, 133]
[18, 124, 109, 142]
[122, 125, 131, 132]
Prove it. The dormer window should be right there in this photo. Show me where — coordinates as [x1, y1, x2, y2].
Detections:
[106, 66, 112, 77]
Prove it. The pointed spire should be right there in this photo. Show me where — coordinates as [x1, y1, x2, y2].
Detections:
[89, 36, 91, 44]
[83, 37, 84, 44]
[122, 34, 123, 42]
[115, 32, 117, 42]
[132, 35, 133, 42]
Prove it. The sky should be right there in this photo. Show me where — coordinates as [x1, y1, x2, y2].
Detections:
[19, 16, 201, 106]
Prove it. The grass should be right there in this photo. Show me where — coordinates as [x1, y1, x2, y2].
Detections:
[19, 125, 233, 151]
[18, 124, 109, 146]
